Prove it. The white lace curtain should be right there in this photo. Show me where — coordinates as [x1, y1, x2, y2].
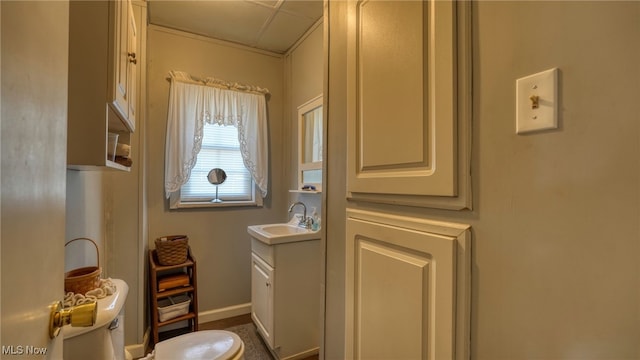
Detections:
[164, 71, 269, 199]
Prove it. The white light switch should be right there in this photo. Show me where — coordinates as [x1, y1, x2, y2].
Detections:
[516, 68, 558, 134]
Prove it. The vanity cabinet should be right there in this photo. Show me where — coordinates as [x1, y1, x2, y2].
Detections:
[250, 237, 320, 359]
[67, 0, 139, 170]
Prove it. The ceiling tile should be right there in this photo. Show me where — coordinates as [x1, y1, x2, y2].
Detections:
[148, 0, 323, 53]
[257, 10, 316, 53]
[279, 0, 323, 19]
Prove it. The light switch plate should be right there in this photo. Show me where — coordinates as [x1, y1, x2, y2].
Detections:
[516, 68, 558, 134]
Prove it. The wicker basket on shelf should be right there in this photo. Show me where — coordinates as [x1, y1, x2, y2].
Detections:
[64, 237, 102, 294]
[155, 235, 189, 265]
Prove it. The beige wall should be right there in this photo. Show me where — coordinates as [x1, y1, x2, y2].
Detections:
[285, 23, 324, 217]
[146, 26, 288, 316]
[325, 2, 348, 358]
[467, 3, 639, 356]
[325, 1, 640, 358]
[66, 2, 148, 348]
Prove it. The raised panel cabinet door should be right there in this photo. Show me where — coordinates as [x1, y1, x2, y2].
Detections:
[251, 253, 275, 348]
[345, 210, 471, 360]
[346, 0, 471, 208]
[125, 0, 137, 128]
[113, 0, 138, 124]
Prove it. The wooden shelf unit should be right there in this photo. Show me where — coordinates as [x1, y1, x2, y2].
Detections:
[149, 248, 198, 345]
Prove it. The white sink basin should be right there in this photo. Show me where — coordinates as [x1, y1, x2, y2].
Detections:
[248, 222, 320, 245]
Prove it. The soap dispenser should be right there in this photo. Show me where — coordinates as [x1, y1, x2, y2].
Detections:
[311, 207, 320, 231]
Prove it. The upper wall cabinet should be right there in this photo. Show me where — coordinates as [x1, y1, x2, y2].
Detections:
[67, 0, 139, 170]
[114, 0, 137, 129]
[346, 1, 471, 210]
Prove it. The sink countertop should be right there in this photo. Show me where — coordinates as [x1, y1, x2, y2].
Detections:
[247, 217, 320, 245]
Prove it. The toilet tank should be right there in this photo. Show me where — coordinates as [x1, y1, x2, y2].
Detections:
[63, 279, 129, 360]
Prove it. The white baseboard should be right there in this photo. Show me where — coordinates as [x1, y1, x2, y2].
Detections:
[279, 347, 320, 360]
[125, 327, 150, 359]
[198, 303, 252, 324]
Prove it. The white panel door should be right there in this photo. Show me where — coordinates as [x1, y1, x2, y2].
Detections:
[1, 1, 69, 358]
[345, 0, 472, 210]
[338, 0, 472, 359]
[345, 210, 471, 360]
[357, 241, 431, 359]
[347, 0, 457, 197]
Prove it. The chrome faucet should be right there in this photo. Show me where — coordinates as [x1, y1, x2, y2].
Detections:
[288, 201, 312, 229]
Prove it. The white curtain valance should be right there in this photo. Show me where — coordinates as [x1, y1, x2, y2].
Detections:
[165, 71, 268, 199]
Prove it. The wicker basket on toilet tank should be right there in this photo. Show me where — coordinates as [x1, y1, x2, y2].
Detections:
[155, 235, 189, 265]
[64, 237, 102, 294]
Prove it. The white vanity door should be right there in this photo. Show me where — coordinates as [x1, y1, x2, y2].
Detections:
[251, 253, 275, 348]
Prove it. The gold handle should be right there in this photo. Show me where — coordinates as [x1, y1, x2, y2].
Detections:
[49, 301, 97, 339]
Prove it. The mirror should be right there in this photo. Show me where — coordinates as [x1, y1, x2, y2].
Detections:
[207, 168, 227, 202]
[298, 95, 323, 191]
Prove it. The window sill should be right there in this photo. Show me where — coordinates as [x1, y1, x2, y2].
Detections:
[170, 200, 262, 210]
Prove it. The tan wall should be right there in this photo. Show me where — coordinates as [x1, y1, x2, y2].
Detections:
[325, 2, 348, 358]
[63, 2, 149, 347]
[285, 23, 324, 217]
[325, 1, 640, 358]
[146, 26, 288, 315]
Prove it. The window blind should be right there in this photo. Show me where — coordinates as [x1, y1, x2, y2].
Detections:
[180, 123, 253, 202]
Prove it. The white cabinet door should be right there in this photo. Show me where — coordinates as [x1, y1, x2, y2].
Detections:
[251, 253, 274, 348]
[125, 0, 137, 128]
[113, 0, 136, 130]
[341, 2, 472, 358]
[345, 210, 471, 360]
[113, 0, 128, 120]
[346, 0, 471, 210]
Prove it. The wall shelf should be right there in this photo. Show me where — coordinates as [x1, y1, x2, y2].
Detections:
[288, 190, 322, 194]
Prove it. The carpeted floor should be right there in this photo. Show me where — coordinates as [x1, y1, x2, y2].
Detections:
[225, 323, 273, 360]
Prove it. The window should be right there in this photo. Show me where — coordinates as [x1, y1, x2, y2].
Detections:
[164, 71, 269, 205]
[169, 123, 261, 208]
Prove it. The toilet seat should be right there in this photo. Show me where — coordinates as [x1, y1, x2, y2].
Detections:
[155, 330, 244, 360]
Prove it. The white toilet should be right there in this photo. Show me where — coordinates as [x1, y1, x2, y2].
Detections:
[63, 277, 244, 360]
[63, 279, 129, 360]
[153, 330, 245, 360]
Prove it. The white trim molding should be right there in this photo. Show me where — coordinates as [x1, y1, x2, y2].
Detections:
[198, 303, 252, 324]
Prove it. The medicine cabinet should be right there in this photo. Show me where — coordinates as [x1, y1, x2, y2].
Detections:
[297, 95, 323, 192]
